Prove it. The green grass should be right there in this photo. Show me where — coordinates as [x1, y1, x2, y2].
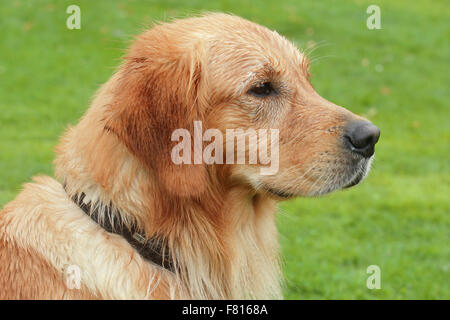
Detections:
[0, 0, 449, 299]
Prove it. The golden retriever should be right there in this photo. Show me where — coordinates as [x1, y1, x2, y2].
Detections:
[0, 13, 380, 299]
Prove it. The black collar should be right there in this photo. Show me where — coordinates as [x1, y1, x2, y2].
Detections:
[68, 190, 174, 273]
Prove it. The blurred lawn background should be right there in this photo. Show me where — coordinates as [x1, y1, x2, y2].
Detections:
[0, 0, 448, 299]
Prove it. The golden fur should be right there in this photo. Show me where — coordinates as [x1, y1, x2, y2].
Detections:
[0, 13, 373, 299]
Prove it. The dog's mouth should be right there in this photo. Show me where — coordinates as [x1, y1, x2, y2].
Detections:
[262, 186, 296, 199]
[260, 156, 374, 199]
[343, 167, 366, 188]
[342, 157, 373, 189]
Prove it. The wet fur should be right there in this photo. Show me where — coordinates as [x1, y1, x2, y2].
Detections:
[0, 13, 368, 299]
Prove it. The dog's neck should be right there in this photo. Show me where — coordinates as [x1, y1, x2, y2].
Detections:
[54, 79, 282, 299]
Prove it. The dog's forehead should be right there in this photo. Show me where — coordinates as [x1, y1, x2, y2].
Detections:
[190, 14, 308, 76]
[166, 14, 300, 59]
[204, 24, 309, 87]
[212, 20, 301, 59]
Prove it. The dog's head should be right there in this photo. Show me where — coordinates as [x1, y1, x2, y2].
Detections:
[106, 13, 380, 199]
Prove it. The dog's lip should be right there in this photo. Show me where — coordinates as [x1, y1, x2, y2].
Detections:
[343, 174, 363, 188]
[262, 185, 296, 199]
[343, 163, 366, 189]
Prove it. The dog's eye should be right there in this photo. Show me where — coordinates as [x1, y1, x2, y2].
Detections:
[248, 82, 275, 97]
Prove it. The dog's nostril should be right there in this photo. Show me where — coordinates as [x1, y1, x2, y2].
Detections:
[344, 120, 380, 158]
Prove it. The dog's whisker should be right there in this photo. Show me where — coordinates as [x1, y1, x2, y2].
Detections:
[309, 54, 338, 65]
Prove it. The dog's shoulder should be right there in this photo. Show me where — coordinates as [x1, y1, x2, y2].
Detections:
[0, 175, 98, 299]
[0, 175, 64, 229]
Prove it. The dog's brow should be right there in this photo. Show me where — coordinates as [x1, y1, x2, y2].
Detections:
[238, 64, 267, 94]
[240, 71, 256, 92]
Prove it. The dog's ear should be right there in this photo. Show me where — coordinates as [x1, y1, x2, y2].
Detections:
[106, 28, 208, 197]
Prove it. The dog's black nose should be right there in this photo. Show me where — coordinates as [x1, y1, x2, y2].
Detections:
[344, 120, 380, 158]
